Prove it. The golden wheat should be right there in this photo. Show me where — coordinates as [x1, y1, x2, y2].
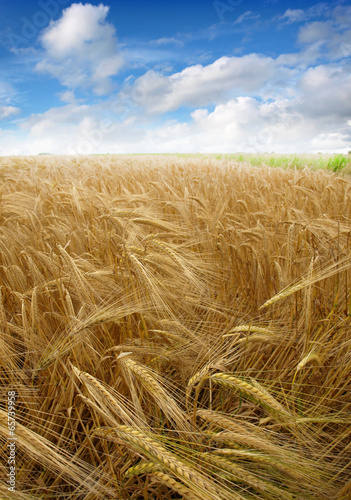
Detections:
[0, 155, 350, 499]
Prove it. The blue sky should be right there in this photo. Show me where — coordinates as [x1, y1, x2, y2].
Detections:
[0, 0, 350, 154]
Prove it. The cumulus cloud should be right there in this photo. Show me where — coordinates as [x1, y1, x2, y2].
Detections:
[184, 97, 350, 154]
[35, 3, 124, 95]
[297, 64, 351, 120]
[123, 54, 277, 114]
[2, 2, 351, 156]
[2, 75, 348, 156]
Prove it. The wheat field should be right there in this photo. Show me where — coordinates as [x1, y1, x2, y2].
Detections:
[0, 155, 350, 499]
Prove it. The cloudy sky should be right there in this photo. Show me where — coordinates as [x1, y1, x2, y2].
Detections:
[0, 0, 350, 155]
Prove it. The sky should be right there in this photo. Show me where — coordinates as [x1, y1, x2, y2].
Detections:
[0, 0, 350, 155]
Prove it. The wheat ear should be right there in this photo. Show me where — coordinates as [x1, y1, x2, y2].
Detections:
[151, 470, 204, 500]
[120, 357, 192, 432]
[201, 453, 295, 499]
[124, 460, 160, 477]
[210, 373, 291, 419]
[93, 425, 232, 500]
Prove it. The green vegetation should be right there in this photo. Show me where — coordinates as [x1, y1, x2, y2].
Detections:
[327, 154, 348, 172]
[223, 153, 351, 171]
[125, 152, 351, 173]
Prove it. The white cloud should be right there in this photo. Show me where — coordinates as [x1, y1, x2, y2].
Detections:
[35, 3, 124, 95]
[332, 5, 351, 28]
[58, 90, 80, 105]
[297, 21, 333, 44]
[0, 81, 20, 122]
[0, 80, 18, 106]
[21, 103, 91, 137]
[124, 54, 276, 114]
[234, 11, 260, 24]
[2, 3, 351, 157]
[297, 65, 351, 120]
[183, 97, 350, 154]
[0, 106, 20, 119]
[279, 3, 329, 24]
[280, 9, 306, 24]
[2, 76, 349, 156]
[151, 37, 184, 47]
[297, 15, 351, 61]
